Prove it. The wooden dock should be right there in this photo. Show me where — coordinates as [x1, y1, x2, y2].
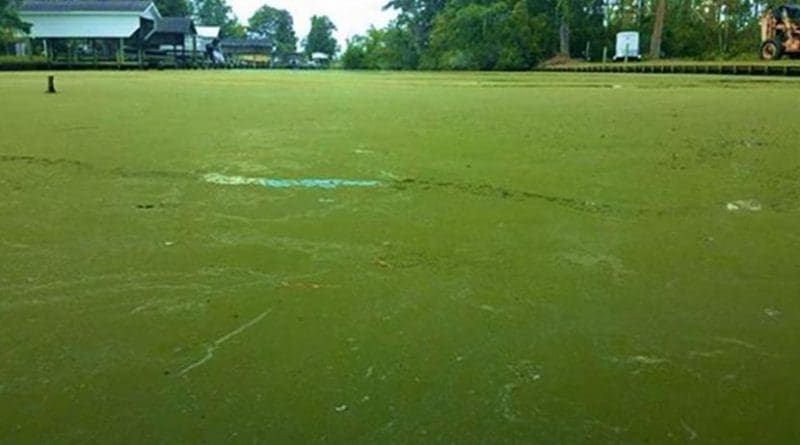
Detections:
[0, 54, 269, 71]
[542, 62, 800, 77]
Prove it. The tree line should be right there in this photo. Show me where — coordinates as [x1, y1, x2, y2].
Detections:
[154, 0, 340, 59]
[342, 0, 784, 70]
[0, 0, 338, 60]
[1, 0, 789, 67]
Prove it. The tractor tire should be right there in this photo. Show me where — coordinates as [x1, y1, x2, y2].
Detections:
[760, 40, 783, 60]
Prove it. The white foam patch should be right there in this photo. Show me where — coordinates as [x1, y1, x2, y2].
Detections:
[204, 173, 262, 186]
[204, 173, 381, 189]
[726, 199, 761, 211]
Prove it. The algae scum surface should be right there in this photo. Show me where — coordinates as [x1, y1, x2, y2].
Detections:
[0, 71, 798, 444]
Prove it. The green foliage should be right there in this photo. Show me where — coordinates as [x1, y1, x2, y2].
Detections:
[156, 0, 192, 17]
[341, 23, 420, 69]
[425, 3, 504, 70]
[193, 0, 230, 26]
[341, 35, 368, 69]
[381, 23, 420, 69]
[192, 0, 244, 38]
[497, 0, 536, 69]
[384, 0, 448, 60]
[248, 5, 297, 56]
[344, 0, 778, 70]
[341, 37, 367, 68]
[0, 0, 30, 42]
[304, 15, 338, 57]
[223, 19, 247, 38]
[423, 0, 542, 70]
[348, 0, 585, 70]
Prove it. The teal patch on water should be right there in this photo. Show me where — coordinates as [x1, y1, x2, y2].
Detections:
[204, 173, 380, 189]
[259, 179, 380, 189]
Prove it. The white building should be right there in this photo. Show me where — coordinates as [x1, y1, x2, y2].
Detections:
[17, 0, 200, 66]
[20, 0, 161, 41]
[195, 26, 221, 49]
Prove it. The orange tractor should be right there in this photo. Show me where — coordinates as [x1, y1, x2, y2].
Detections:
[760, 4, 800, 59]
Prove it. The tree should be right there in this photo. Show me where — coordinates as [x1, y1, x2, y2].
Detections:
[565, 0, 605, 60]
[249, 5, 297, 57]
[497, 0, 535, 69]
[304, 15, 338, 57]
[341, 35, 368, 69]
[380, 21, 419, 69]
[193, 0, 246, 38]
[340, 24, 416, 70]
[0, 0, 29, 42]
[194, 0, 231, 25]
[156, 0, 191, 17]
[649, 0, 666, 58]
[223, 17, 246, 38]
[353, 0, 770, 68]
[556, 0, 571, 57]
[383, 0, 448, 68]
[424, 1, 543, 71]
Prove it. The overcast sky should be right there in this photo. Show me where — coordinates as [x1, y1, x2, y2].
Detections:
[228, 0, 396, 48]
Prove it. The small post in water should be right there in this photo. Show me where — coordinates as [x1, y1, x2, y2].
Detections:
[602, 46, 607, 65]
[46, 75, 57, 94]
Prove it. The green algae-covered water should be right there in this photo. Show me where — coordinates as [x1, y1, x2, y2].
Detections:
[1, 71, 798, 444]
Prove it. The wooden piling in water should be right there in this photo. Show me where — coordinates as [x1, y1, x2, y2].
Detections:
[46, 75, 56, 94]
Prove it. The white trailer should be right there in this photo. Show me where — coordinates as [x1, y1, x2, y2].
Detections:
[614, 31, 641, 61]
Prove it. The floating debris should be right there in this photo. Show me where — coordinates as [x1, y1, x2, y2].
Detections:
[680, 419, 698, 441]
[628, 355, 668, 365]
[374, 257, 391, 268]
[204, 173, 381, 189]
[479, 304, 500, 314]
[764, 308, 781, 319]
[203, 174, 261, 186]
[334, 405, 348, 412]
[726, 199, 761, 212]
[714, 336, 757, 350]
[688, 350, 724, 359]
[178, 310, 272, 376]
[279, 281, 323, 290]
[497, 383, 519, 422]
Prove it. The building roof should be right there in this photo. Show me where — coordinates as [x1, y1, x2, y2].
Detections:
[155, 17, 195, 35]
[19, 0, 161, 38]
[20, 0, 154, 13]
